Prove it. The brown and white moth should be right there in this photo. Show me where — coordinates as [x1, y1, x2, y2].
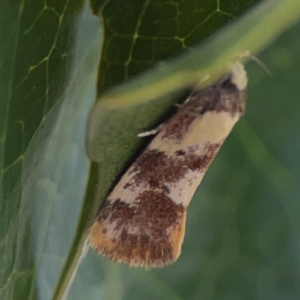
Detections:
[89, 63, 248, 268]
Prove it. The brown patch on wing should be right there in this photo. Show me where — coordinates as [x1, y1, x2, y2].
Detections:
[124, 142, 221, 192]
[90, 144, 220, 268]
[89, 191, 186, 268]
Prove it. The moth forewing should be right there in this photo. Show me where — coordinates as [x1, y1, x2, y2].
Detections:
[89, 64, 248, 268]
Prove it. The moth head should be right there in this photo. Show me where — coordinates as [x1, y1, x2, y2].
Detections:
[228, 62, 248, 91]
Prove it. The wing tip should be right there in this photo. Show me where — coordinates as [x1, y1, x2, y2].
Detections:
[89, 211, 186, 269]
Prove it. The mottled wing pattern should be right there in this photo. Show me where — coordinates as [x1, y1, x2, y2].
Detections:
[89, 65, 248, 268]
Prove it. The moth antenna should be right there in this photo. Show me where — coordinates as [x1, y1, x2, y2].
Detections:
[249, 55, 271, 76]
[235, 50, 271, 75]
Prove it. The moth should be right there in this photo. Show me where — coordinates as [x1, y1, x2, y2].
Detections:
[89, 63, 248, 268]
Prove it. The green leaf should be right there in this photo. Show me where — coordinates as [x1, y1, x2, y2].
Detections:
[90, 0, 261, 92]
[2, 0, 300, 299]
[0, 1, 100, 299]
